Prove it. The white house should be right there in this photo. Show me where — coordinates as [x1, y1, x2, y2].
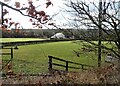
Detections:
[50, 33, 66, 39]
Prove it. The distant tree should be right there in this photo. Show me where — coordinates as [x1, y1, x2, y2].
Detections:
[65, 0, 120, 67]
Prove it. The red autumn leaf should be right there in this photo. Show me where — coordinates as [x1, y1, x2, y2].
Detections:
[43, 17, 48, 21]
[1, 26, 6, 32]
[27, 5, 36, 16]
[15, 2, 20, 8]
[46, 0, 53, 8]
[30, 5, 35, 10]
[4, 19, 8, 23]
[28, 11, 35, 16]
[37, 11, 46, 16]
[7, 29, 11, 33]
[3, 9, 8, 16]
[1, 26, 6, 30]
[43, 15, 49, 21]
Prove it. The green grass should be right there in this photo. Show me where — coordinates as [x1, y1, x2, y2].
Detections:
[1, 38, 45, 42]
[2, 39, 107, 74]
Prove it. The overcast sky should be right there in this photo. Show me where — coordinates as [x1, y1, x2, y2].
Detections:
[1, 0, 67, 29]
[0, 0, 120, 29]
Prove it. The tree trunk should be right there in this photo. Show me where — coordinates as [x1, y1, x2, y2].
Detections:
[1, 3, 4, 25]
[117, 59, 120, 85]
[98, 1, 102, 67]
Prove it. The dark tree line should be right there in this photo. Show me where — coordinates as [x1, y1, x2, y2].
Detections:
[1, 28, 116, 41]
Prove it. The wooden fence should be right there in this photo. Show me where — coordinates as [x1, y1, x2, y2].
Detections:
[0, 47, 13, 59]
[48, 56, 94, 71]
[0, 47, 15, 69]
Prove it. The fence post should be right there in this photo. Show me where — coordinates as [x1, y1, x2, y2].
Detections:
[11, 48, 13, 59]
[82, 65, 83, 69]
[48, 56, 52, 71]
[66, 61, 68, 71]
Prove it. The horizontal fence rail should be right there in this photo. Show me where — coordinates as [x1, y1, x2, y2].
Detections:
[48, 56, 94, 71]
[0, 47, 13, 59]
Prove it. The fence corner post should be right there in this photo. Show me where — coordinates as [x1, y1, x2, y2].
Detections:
[48, 56, 52, 71]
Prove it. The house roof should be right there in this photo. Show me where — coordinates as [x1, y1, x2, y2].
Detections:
[51, 33, 65, 38]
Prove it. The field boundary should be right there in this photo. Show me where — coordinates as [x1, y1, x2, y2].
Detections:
[48, 56, 94, 71]
[1, 39, 76, 47]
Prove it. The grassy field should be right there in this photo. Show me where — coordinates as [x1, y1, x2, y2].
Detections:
[1, 38, 45, 42]
[2, 39, 106, 74]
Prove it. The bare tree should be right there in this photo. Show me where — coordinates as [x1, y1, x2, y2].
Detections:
[64, 0, 120, 67]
